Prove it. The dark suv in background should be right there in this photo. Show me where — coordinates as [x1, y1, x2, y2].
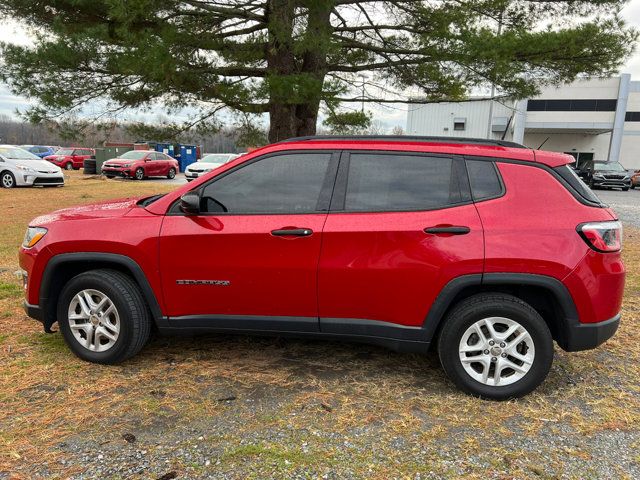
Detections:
[576, 160, 631, 190]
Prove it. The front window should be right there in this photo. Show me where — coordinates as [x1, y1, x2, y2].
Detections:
[594, 162, 626, 172]
[199, 153, 332, 214]
[0, 147, 41, 160]
[118, 151, 149, 160]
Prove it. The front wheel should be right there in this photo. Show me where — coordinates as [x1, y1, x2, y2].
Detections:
[57, 269, 152, 364]
[623, 187, 629, 191]
[167, 167, 176, 179]
[438, 293, 553, 400]
[64, 162, 73, 170]
[1, 171, 16, 188]
[134, 168, 145, 180]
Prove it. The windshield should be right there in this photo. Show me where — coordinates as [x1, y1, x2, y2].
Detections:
[56, 149, 74, 156]
[201, 154, 235, 163]
[594, 162, 626, 172]
[0, 147, 41, 160]
[118, 151, 149, 160]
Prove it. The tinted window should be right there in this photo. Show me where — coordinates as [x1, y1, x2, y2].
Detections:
[466, 160, 502, 200]
[343, 154, 462, 212]
[200, 153, 331, 214]
[554, 165, 602, 205]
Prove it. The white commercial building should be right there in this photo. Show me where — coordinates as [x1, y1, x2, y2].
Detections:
[406, 75, 640, 169]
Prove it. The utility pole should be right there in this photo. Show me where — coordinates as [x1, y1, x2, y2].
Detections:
[486, 12, 503, 139]
[358, 74, 366, 112]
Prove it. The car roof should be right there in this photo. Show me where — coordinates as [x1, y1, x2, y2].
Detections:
[256, 136, 573, 168]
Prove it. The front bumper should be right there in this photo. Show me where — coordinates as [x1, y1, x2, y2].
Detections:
[23, 300, 43, 323]
[15, 171, 64, 187]
[102, 167, 132, 177]
[591, 178, 631, 189]
[562, 314, 620, 351]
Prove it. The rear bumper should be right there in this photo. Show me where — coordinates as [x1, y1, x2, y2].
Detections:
[563, 313, 620, 351]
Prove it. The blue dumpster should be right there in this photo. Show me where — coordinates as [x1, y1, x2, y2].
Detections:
[155, 143, 177, 159]
[179, 144, 198, 172]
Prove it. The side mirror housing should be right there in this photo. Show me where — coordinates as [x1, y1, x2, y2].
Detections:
[180, 192, 200, 215]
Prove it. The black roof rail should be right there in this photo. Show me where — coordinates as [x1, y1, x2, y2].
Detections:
[279, 135, 528, 149]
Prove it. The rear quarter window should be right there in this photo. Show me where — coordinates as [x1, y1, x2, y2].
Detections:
[554, 165, 603, 205]
[466, 160, 503, 200]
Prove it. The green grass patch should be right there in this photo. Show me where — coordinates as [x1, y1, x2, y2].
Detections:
[0, 281, 22, 300]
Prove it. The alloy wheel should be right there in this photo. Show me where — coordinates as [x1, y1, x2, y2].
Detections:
[458, 317, 535, 386]
[67, 289, 120, 352]
[135, 168, 144, 180]
[1, 172, 14, 188]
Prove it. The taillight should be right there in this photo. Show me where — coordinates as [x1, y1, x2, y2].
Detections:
[577, 221, 622, 252]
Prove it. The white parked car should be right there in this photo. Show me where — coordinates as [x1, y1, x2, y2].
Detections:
[0, 145, 64, 188]
[184, 153, 241, 182]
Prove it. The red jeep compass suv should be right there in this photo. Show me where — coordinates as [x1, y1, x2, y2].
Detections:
[19, 136, 624, 399]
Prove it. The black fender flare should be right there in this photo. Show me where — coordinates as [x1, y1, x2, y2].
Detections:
[39, 252, 163, 332]
[421, 273, 579, 346]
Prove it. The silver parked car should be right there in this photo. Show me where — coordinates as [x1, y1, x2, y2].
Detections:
[184, 153, 241, 182]
[0, 145, 64, 188]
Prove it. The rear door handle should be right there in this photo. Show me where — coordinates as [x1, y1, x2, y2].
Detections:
[271, 228, 313, 237]
[424, 226, 470, 235]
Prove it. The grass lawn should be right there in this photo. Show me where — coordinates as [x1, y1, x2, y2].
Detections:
[0, 171, 639, 479]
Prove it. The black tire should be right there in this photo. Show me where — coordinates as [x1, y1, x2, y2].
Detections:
[631, 184, 635, 189]
[135, 168, 145, 180]
[57, 269, 152, 364]
[588, 179, 595, 189]
[64, 162, 73, 170]
[622, 187, 629, 191]
[438, 293, 553, 400]
[1, 171, 16, 188]
[105, 175, 115, 179]
[167, 167, 176, 179]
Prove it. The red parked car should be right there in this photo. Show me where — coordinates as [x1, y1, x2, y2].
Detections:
[101, 150, 178, 180]
[44, 147, 95, 170]
[19, 136, 624, 399]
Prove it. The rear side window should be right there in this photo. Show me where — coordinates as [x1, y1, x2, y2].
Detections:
[554, 165, 603, 205]
[466, 160, 503, 200]
[342, 153, 464, 212]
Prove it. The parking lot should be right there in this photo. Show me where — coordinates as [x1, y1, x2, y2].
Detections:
[0, 173, 639, 479]
[598, 188, 640, 228]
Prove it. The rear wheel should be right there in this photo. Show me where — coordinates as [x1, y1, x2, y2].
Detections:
[134, 168, 145, 180]
[57, 269, 152, 364]
[167, 167, 176, 179]
[1, 171, 15, 188]
[438, 293, 553, 400]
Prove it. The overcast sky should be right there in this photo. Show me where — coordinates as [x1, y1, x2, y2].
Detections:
[1, 1, 640, 131]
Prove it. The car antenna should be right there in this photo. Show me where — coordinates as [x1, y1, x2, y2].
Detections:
[536, 137, 550, 150]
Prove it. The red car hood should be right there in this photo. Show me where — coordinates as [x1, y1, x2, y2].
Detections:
[104, 158, 135, 166]
[30, 198, 142, 225]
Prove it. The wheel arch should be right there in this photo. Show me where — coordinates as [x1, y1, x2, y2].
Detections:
[39, 253, 163, 332]
[423, 273, 579, 351]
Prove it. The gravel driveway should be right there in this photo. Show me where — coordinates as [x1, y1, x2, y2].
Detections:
[597, 188, 640, 227]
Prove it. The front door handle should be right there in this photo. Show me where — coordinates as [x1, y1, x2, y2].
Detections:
[424, 226, 470, 235]
[271, 228, 313, 237]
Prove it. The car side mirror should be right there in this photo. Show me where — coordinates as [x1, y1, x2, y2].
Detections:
[180, 192, 200, 215]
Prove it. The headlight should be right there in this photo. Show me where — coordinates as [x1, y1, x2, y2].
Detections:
[120, 164, 131, 168]
[593, 174, 604, 179]
[16, 165, 36, 173]
[22, 227, 47, 249]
